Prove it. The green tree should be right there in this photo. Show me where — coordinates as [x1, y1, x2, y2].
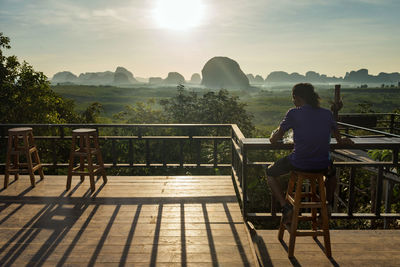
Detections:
[160, 85, 255, 135]
[114, 99, 166, 124]
[81, 102, 103, 123]
[0, 32, 79, 123]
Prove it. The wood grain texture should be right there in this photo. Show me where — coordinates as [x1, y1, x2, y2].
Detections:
[0, 175, 256, 266]
[254, 229, 400, 266]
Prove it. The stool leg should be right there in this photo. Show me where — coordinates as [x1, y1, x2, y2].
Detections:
[30, 132, 44, 180]
[67, 135, 77, 191]
[79, 136, 85, 182]
[12, 134, 20, 181]
[85, 135, 96, 192]
[288, 177, 303, 258]
[4, 134, 13, 188]
[318, 176, 332, 257]
[278, 173, 296, 240]
[94, 135, 107, 184]
[24, 134, 35, 187]
[310, 178, 318, 234]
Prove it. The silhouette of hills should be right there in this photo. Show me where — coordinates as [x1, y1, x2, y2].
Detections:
[202, 57, 249, 89]
[265, 69, 400, 84]
[51, 58, 400, 87]
[52, 67, 137, 85]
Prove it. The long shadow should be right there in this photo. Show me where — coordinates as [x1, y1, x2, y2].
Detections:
[313, 238, 339, 267]
[223, 202, 250, 266]
[88, 204, 121, 267]
[57, 204, 100, 267]
[279, 240, 301, 267]
[202, 203, 218, 267]
[0, 182, 88, 266]
[150, 204, 163, 266]
[119, 204, 142, 267]
[252, 235, 273, 267]
[0, 184, 38, 225]
[0, 189, 67, 265]
[0, 187, 239, 266]
[24, 187, 93, 266]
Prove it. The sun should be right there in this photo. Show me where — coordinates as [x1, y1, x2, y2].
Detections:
[153, 0, 205, 31]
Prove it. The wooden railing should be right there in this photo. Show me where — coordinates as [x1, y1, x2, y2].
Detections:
[338, 113, 400, 134]
[1, 122, 400, 222]
[231, 125, 400, 221]
[0, 124, 233, 171]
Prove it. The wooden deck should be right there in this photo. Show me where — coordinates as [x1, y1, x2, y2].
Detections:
[252, 230, 400, 266]
[0, 175, 257, 266]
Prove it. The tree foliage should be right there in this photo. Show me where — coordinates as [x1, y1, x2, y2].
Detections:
[114, 99, 166, 124]
[0, 32, 101, 124]
[160, 85, 255, 135]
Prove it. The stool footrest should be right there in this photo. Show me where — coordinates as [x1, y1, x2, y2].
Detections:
[8, 163, 42, 173]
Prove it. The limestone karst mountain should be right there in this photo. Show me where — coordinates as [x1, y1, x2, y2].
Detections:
[190, 73, 201, 84]
[202, 57, 249, 89]
[164, 72, 185, 84]
[52, 67, 137, 85]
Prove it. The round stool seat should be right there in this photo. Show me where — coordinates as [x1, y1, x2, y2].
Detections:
[8, 127, 33, 133]
[72, 128, 96, 134]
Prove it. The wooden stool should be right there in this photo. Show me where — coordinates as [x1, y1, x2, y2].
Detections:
[67, 129, 107, 192]
[4, 127, 44, 188]
[278, 171, 332, 258]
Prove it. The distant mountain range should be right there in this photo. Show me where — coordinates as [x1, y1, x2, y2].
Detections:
[52, 66, 138, 86]
[263, 69, 400, 84]
[51, 60, 400, 87]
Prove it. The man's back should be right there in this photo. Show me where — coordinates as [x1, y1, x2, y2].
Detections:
[280, 104, 336, 170]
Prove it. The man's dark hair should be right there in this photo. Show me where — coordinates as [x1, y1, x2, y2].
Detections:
[292, 83, 320, 108]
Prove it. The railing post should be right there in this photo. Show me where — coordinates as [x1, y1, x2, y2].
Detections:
[128, 139, 133, 166]
[348, 167, 356, 217]
[375, 166, 384, 217]
[393, 147, 399, 167]
[242, 145, 248, 219]
[390, 113, 395, 133]
[179, 140, 184, 167]
[231, 128, 234, 180]
[213, 139, 218, 168]
[145, 139, 150, 167]
[112, 140, 117, 167]
[196, 140, 201, 167]
[162, 140, 166, 167]
[59, 126, 64, 139]
[384, 180, 392, 229]
[52, 139, 57, 167]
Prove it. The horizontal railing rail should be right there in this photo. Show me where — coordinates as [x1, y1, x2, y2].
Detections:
[0, 124, 233, 171]
[338, 113, 400, 134]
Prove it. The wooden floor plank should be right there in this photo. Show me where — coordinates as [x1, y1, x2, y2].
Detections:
[254, 229, 400, 266]
[0, 175, 256, 266]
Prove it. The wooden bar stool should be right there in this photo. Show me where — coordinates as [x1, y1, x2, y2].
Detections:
[4, 127, 44, 188]
[278, 171, 331, 258]
[67, 129, 107, 192]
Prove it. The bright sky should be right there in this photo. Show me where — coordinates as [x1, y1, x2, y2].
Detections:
[1, 0, 399, 79]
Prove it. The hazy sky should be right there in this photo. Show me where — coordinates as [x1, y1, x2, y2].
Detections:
[1, 0, 399, 79]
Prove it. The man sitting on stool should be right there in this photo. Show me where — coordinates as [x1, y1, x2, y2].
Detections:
[266, 83, 353, 224]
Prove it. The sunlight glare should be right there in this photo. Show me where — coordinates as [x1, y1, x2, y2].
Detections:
[153, 0, 205, 31]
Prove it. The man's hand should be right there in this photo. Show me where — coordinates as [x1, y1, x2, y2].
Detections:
[269, 127, 285, 144]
